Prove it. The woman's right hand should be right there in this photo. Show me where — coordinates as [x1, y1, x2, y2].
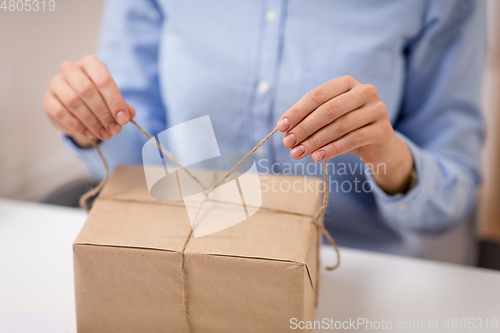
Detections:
[43, 55, 135, 148]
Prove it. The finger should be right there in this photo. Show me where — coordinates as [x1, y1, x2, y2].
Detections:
[79, 55, 130, 125]
[48, 116, 95, 148]
[289, 106, 378, 159]
[283, 87, 366, 148]
[277, 75, 357, 132]
[48, 117, 74, 137]
[61, 62, 121, 135]
[43, 91, 93, 139]
[311, 124, 378, 162]
[50, 74, 111, 140]
[127, 104, 136, 118]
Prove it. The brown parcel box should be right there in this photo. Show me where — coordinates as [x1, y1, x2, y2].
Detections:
[73, 166, 324, 333]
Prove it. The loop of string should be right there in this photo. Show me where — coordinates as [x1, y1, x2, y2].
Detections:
[79, 119, 340, 333]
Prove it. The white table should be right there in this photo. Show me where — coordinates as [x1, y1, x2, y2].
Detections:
[1, 199, 500, 332]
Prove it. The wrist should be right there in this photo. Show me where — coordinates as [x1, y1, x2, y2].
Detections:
[371, 134, 414, 195]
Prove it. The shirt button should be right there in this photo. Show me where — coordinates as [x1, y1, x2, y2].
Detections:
[397, 204, 407, 212]
[265, 10, 277, 23]
[257, 80, 270, 94]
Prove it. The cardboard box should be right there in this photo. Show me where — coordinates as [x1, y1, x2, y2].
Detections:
[73, 166, 323, 332]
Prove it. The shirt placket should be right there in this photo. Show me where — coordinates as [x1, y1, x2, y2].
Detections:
[251, 0, 284, 165]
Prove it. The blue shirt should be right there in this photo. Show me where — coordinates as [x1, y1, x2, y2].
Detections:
[65, 0, 486, 264]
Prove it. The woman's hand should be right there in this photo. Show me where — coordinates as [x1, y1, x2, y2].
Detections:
[278, 75, 414, 194]
[43, 55, 135, 148]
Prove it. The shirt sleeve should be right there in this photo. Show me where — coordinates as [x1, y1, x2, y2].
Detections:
[366, 0, 486, 233]
[63, 0, 166, 180]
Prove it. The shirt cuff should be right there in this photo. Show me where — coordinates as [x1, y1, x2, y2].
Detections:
[62, 135, 107, 180]
[364, 131, 440, 231]
[61, 121, 147, 180]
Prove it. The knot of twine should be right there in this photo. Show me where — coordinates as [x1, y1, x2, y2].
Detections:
[79, 119, 340, 333]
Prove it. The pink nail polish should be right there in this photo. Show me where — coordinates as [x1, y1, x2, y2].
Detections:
[109, 122, 120, 134]
[278, 118, 290, 132]
[313, 150, 326, 161]
[283, 133, 297, 147]
[84, 130, 93, 138]
[291, 145, 305, 158]
[99, 129, 111, 140]
[116, 111, 128, 125]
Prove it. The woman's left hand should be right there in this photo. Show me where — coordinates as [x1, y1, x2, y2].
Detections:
[277, 75, 414, 194]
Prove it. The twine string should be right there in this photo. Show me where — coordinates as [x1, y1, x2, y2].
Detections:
[180, 227, 194, 332]
[79, 138, 109, 211]
[207, 127, 279, 193]
[79, 119, 341, 333]
[130, 119, 208, 192]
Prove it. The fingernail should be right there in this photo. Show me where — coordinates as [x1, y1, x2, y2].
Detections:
[84, 130, 93, 138]
[278, 118, 290, 132]
[291, 144, 305, 158]
[283, 133, 297, 148]
[99, 128, 111, 140]
[109, 122, 121, 134]
[116, 110, 129, 125]
[313, 150, 326, 162]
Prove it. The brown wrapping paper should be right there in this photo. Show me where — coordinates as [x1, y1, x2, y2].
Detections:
[73, 166, 323, 332]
